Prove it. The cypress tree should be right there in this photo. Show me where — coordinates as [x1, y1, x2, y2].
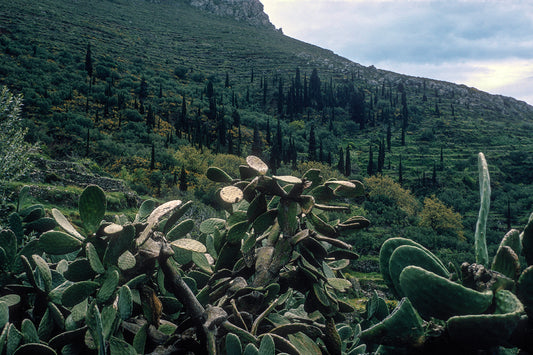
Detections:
[85, 43, 93, 79]
[386, 124, 392, 152]
[251, 124, 262, 157]
[85, 129, 90, 157]
[179, 166, 187, 191]
[278, 79, 284, 114]
[225, 72, 230, 88]
[337, 147, 344, 174]
[263, 77, 268, 106]
[367, 145, 374, 176]
[150, 142, 155, 170]
[308, 125, 316, 161]
[139, 77, 148, 103]
[266, 119, 271, 145]
[345, 145, 351, 177]
[398, 155, 403, 185]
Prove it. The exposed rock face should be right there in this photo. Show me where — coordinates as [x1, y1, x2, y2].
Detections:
[188, 0, 274, 28]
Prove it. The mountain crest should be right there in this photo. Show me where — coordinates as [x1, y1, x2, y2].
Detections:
[188, 0, 274, 28]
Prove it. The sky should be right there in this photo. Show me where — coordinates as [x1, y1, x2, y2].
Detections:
[261, 0, 533, 105]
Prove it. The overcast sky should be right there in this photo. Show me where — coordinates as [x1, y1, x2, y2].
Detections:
[261, 0, 533, 105]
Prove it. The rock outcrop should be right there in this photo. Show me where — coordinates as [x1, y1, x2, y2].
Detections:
[188, 0, 274, 28]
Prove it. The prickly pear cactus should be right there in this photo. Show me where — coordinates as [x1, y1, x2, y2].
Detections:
[0, 157, 371, 354]
[369, 153, 533, 353]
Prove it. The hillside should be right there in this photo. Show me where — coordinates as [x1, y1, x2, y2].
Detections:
[1, 0, 533, 252]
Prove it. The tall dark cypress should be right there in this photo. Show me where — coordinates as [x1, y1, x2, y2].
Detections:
[85, 43, 93, 79]
[308, 125, 316, 161]
[337, 147, 344, 174]
[179, 166, 187, 191]
[398, 155, 403, 185]
[367, 145, 374, 176]
[150, 142, 155, 170]
[277, 79, 284, 114]
[266, 119, 271, 145]
[345, 145, 351, 177]
[251, 124, 262, 157]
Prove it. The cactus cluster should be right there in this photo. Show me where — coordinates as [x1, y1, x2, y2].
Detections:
[0, 155, 371, 354]
[364, 153, 533, 353]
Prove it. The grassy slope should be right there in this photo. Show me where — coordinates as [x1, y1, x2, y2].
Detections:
[1, 0, 533, 249]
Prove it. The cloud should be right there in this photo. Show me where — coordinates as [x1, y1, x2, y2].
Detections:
[261, 0, 533, 104]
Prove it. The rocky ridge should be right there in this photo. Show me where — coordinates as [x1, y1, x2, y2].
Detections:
[188, 0, 274, 28]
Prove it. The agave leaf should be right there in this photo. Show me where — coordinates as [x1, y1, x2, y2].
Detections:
[51, 208, 85, 241]
[79, 185, 107, 235]
[39, 231, 83, 255]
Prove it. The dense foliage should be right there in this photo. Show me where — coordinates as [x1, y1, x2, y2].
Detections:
[0, 156, 376, 354]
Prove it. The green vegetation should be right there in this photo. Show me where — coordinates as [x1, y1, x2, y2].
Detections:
[0, 156, 373, 354]
[0, 0, 532, 257]
[366, 153, 533, 353]
[1, 0, 533, 351]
